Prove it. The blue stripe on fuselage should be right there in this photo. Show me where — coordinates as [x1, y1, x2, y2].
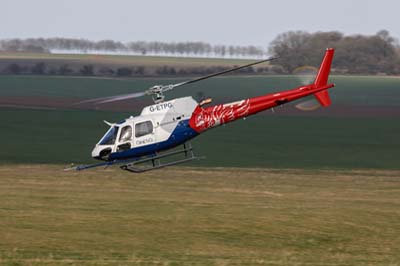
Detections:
[108, 119, 198, 161]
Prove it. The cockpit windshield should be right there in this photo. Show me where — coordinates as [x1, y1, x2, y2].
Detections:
[99, 126, 119, 145]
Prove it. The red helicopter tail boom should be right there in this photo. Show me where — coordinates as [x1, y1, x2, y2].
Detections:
[189, 48, 336, 133]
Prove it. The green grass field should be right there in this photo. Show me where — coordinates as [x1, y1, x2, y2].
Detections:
[0, 108, 399, 169]
[0, 75, 400, 106]
[0, 166, 399, 266]
[0, 58, 400, 265]
[0, 74, 399, 169]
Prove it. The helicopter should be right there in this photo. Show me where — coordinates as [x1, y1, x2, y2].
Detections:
[68, 48, 335, 173]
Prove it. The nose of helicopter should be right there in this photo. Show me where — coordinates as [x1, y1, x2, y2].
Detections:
[91, 144, 113, 161]
[91, 145, 102, 159]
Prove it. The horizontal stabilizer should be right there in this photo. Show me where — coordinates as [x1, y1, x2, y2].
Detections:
[314, 90, 331, 107]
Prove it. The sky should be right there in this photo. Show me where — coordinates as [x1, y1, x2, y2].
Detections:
[1, 0, 399, 47]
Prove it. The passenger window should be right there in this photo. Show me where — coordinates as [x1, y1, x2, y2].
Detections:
[119, 125, 132, 142]
[135, 121, 153, 138]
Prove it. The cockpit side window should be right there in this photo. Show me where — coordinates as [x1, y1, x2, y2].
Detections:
[119, 125, 132, 142]
[99, 126, 119, 145]
[135, 121, 153, 138]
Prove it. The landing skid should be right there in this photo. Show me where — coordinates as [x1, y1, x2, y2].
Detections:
[120, 142, 202, 173]
[65, 142, 202, 173]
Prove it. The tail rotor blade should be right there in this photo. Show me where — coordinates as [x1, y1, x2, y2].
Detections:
[293, 66, 318, 85]
[295, 98, 321, 111]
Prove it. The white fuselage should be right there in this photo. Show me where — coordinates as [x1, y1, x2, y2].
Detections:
[91, 97, 198, 160]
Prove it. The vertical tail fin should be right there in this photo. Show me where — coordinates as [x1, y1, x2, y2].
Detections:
[313, 48, 335, 107]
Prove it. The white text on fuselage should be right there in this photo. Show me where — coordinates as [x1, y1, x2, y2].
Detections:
[136, 137, 154, 145]
[149, 103, 173, 112]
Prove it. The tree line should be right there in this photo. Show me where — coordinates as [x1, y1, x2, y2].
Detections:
[0, 38, 265, 58]
[268, 30, 400, 74]
[1, 30, 400, 75]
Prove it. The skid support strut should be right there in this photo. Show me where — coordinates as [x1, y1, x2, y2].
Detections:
[120, 142, 201, 173]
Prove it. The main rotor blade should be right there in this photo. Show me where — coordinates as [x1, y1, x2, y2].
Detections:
[74, 56, 280, 106]
[74, 91, 147, 105]
[171, 56, 280, 89]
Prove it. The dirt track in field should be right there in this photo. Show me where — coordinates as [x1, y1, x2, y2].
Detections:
[1, 95, 400, 117]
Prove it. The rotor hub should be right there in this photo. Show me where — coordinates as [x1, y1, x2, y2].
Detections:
[148, 85, 166, 103]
